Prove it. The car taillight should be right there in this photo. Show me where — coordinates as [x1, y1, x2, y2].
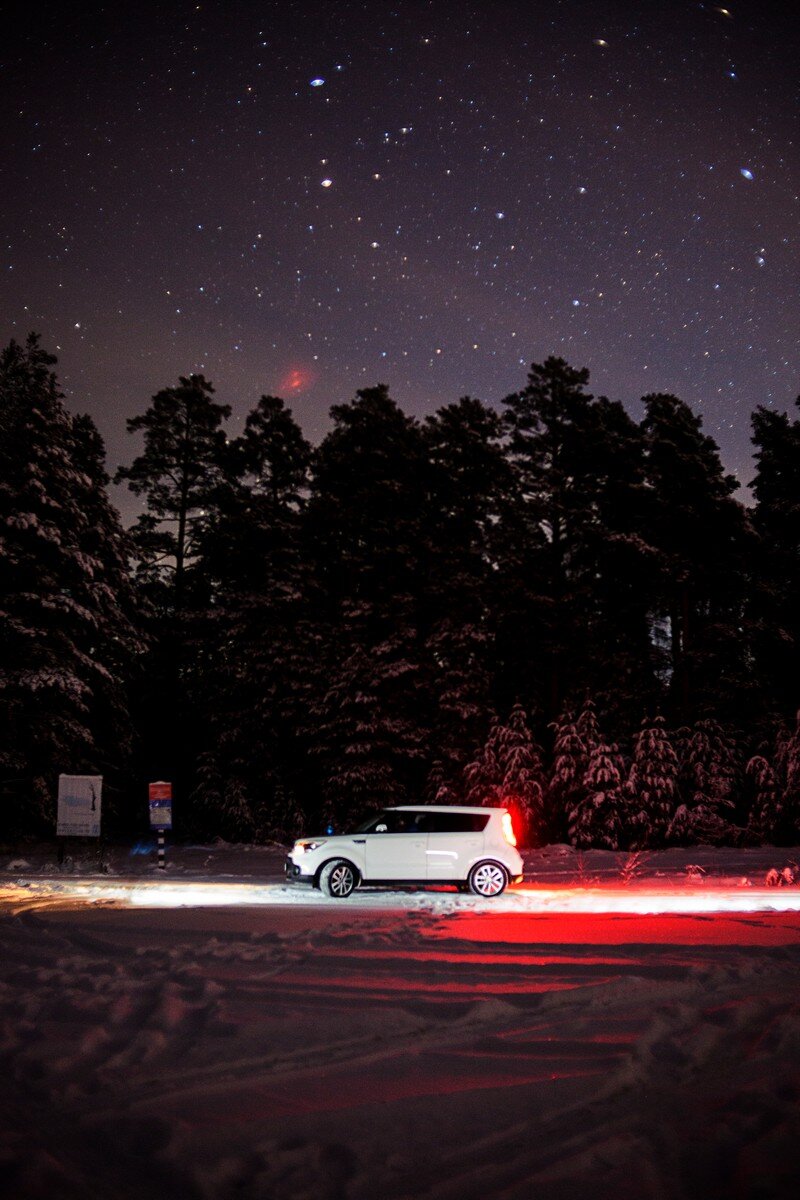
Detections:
[501, 811, 517, 846]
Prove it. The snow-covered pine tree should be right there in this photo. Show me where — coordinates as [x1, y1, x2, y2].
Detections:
[576, 699, 601, 757]
[568, 741, 624, 850]
[625, 716, 679, 847]
[464, 706, 545, 843]
[464, 715, 502, 806]
[779, 711, 800, 840]
[425, 760, 458, 804]
[496, 704, 546, 843]
[0, 335, 141, 832]
[547, 712, 589, 842]
[745, 755, 782, 844]
[668, 718, 739, 844]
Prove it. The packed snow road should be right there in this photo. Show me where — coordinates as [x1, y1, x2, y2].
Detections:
[3, 846, 800, 1199]
[5, 875, 800, 922]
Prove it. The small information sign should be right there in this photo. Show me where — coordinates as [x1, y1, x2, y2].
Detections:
[57, 775, 102, 837]
[148, 781, 173, 830]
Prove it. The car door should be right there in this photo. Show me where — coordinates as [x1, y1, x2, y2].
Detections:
[424, 812, 486, 879]
[362, 811, 428, 880]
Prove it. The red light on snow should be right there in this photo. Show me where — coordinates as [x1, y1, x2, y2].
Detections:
[501, 811, 517, 846]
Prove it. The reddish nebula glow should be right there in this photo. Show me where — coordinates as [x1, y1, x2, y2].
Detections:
[279, 364, 316, 394]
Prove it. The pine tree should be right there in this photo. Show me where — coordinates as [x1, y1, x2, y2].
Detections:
[745, 755, 782, 844]
[464, 705, 545, 843]
[238, 394, 312, 506]
[116, 373, 236, 829]
[190, 393, 316, 840]
[568, 742, 624, 850]
[423, 395, 513, 616]
[464, 715, 502, 806]
[625, 716, 679, 847]
[422, 397, 511, 778]
[307, 384, 431, 633]
[496, 704, 546, 843]
[547, 713, 589, 842]
[302, 386, 433, 822]
[307, 638, 428, 829]
[574, 397, 661, 723]
[0, 335, 141, 832]
[115, 374, 232, 607]
[502, 358, 594, 713]
[640, 393, 753, 722]
[668, 718, 739, 844]
[425, 760, 457, 804]
[778, 711, 800, 840]
[502, 358, 658, 717]
[750, 400, 800, 717]
[576, 699, 602, 758]
[426, 619, 491, 791]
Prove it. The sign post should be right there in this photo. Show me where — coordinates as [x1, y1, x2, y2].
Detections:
[148, 782, 172, 870]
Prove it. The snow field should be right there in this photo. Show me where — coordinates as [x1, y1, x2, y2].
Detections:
[2, 844, 800, 1198]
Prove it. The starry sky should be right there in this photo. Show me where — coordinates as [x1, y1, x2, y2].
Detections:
[2, 0, 798, 514]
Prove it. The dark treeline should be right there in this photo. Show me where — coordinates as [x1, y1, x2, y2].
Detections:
[2, 334, 800, 848]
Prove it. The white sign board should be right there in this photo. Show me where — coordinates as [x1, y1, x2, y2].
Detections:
[57, 774, 102, 837]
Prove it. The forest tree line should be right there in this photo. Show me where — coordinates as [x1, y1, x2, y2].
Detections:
[2, 333, 800, 847]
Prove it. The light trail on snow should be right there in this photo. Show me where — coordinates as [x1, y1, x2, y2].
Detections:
[3, 878, 800, 915]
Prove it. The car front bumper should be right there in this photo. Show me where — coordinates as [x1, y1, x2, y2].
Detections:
[284, 857, 316, 886]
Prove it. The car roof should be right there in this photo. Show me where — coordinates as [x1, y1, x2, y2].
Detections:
[386, 805, 505, 814]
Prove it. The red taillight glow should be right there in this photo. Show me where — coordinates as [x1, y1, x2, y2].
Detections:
[501, 811, 517, 846]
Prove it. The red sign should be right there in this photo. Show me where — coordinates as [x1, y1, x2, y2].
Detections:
[149, 782, 172, 803]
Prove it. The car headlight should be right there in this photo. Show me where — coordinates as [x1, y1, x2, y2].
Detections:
[294, 840, 326, 854]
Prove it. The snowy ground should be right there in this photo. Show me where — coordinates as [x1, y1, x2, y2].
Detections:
[2, 842, 800, 1199]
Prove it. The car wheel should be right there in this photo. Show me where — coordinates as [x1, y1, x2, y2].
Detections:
[468, 861, 507, 897]
[320, 859, 358, 898]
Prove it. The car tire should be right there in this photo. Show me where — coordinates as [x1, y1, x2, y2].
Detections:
[320, 859, 358, 898]
[467, 861, 508, 897]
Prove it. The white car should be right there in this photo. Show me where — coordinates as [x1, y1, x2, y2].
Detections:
[285, 805, 524, 898]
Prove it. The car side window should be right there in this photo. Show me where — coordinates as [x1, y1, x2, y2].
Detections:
[424, 812, 490, 833]
[366, 811, 418, 834]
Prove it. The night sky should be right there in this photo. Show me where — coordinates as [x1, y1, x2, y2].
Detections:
[2, 0, 798, 514]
